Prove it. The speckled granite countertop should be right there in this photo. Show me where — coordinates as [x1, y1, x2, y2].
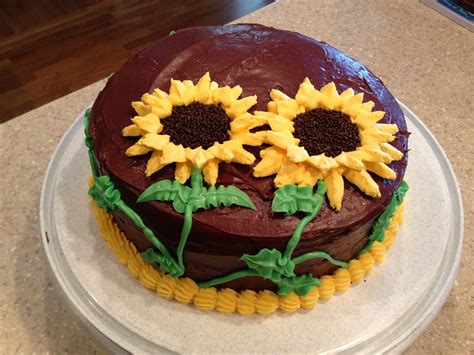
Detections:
[1, 0, 472, 353]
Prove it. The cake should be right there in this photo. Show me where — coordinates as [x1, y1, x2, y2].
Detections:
[86, 24, 409, 314]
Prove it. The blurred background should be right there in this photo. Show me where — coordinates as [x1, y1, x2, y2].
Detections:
[0, 0, 274, 122]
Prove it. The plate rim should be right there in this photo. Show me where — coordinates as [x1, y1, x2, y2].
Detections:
[39, 101, 464, 354]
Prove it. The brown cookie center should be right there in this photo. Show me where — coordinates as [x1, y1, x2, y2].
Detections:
[293, 108, 360, 157]
[161, 103, 231, 149]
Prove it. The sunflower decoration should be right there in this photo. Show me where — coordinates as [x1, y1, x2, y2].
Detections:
[122, 73, 267, 185]
[253, 78, 404, 210]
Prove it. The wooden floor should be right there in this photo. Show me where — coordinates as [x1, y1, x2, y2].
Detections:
[0, 0, 274, 123]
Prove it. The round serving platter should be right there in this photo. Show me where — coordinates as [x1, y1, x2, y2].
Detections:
[40, 102, 463, 354]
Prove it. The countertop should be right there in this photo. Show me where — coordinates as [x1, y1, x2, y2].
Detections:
[1, 0, 472, 353]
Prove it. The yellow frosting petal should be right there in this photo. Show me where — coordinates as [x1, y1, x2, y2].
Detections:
[253, 147, 286, 177]
[335, 153, 364, 171]
[268, 114, 294, 132]
[270, 89, 292, 101]
[360, 127, 396, 145]
[275, 99, 302, 119]
[202, 158, 220, 185]
[380, 142, 404, 160]
[324, 168, 344, 210]
[274, 160, 306, 187]
[213, 85, 242, 107]
[207, 143, 234, 163]
[132, 113, 162, 134]
[295, 77, 321, 110]
[151, 87, 169, 100]
[122, 124, 142, 137]
[340, 87, 355, 98]
[361, 101, 375, 111]
[306, 154, 339, 174]
[146, 151, 164, 176]
[194, 72, 213, 104]
[138, 133, 169, 150]
[230, 145, 256, 165]
[169, 79, 195, 106]
[374, 123, 399, 135]
[286, 144, 310, 163]
[230, 114, 266, 133]
[340, 92, 364, 117]
[132, 101, 152, 116]
[298, 164, 322, 187]
[231, 132, 265, 146]
[353, 110, 384, 128]
[356, 146, 393, 163]
[365, 162, 396, 179]
[160, 143, 186, 164]
[267, 101, 278, 113]
[185, 147, 213, 168]
[150, 99, 173, 119]
[264, 130, 296, 150]
[125, 143, 152, 157]
[319, 82, 341, 109]
[175, 161, 192, 183]
[226, 96, 257, 119]
[343, 169, 381, 197]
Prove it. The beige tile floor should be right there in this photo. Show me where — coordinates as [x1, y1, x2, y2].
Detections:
[1, 0, 472, 353]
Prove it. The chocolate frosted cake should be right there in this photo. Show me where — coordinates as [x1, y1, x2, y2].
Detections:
[86, 24, 409, 314]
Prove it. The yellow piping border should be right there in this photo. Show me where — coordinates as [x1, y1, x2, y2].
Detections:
[91, 198, 405, 315]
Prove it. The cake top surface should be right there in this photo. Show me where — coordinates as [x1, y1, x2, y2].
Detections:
[90, 24, 408, 241]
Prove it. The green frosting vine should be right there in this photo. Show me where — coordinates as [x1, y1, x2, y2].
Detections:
[84, 110, 180, 276]
[84, 108, 99, 177]
[358, 180, 409, 255]
[137, 167, 256, 277]
[198, 181, 348, 296]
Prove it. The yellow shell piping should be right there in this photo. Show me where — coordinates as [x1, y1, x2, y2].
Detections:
[91, 197, 406, 315]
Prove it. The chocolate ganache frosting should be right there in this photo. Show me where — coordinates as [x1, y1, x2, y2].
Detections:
[90, 24, 408, 291]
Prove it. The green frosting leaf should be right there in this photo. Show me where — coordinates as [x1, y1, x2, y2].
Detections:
[137, 169, 256, 213]
[240, 249, 321, 296]
[138, 180, 192, 213]
[199, 185, 256, 211]
[277, 274, 320, 296]
[89, 176, 121, 212]
[140, 248, 183, 277]
[272, 183, 324, 215]
[241, 248, 295, 278]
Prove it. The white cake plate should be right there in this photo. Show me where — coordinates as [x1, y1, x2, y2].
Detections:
[40, 102, 463, 354]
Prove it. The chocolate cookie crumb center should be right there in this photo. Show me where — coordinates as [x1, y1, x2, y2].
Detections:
[162, 103, 231, 149]
[293, 108, 360, 157]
